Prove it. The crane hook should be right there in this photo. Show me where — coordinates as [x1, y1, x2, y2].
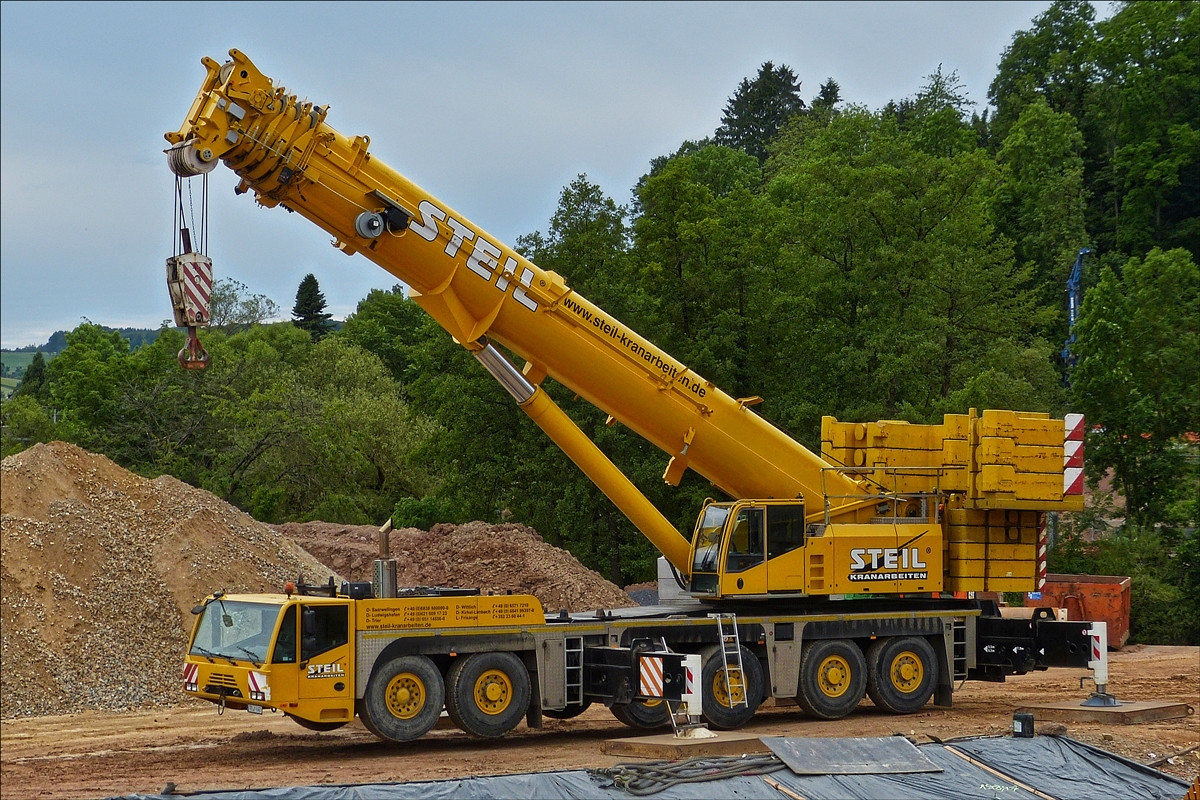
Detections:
[178, 326, 210, 370]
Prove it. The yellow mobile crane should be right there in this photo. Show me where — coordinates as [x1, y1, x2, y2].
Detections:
[170, 51, 1095, 742]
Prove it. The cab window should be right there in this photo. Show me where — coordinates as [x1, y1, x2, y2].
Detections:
[272, 605, 297, 664]
[725, 508, 764, 573]
[301, 604, 348, 661]
[767, 504, 806, 560]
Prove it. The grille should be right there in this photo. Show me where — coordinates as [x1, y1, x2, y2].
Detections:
[207, 672, 238, 688]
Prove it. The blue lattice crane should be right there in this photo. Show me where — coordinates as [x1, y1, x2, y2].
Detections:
[1061, 248, 1091, 386]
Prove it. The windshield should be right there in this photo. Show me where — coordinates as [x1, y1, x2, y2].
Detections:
[190, 600, 284, 664]
[692, 505, 730, 573]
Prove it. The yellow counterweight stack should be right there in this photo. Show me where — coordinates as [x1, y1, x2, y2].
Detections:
[822, 410, 1085, 592]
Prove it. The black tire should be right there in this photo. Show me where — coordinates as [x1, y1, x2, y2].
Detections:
[610, 698, 672, 729]
[361, 654, 445, 743]
[866, 636, 937, 714]
[285, 714, 349, 732]
[356, 699, 385, 739]
[699, 644, 763, 730]
[796, 639, 867, 720]
[543, 701, 593, 720]
[445, 651, 531, 738]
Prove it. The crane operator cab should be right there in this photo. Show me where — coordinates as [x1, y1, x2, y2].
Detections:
[688, 499, 943, 599]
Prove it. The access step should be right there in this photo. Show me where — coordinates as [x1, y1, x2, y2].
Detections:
[601, 731, 769, 759]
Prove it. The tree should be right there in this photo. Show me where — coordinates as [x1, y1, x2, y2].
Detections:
[46, 324, 134, 455]
[1, 396, 54, 457]
[905, 66, 978, 157]
[988, 0, 1097, 142]
[993, 97, 1089, 330]
[714, 62, 806, 164]
[632, 145, 766, 394]
[208, 279, 279, 331]
[766, 106, 1056, 434]
[1090, 0, 1200, 257]
[811, 78, 841, 113]
[292, 274, 333, 340]
[12, 351, 48, 401]
[339, 285, 428, 384]
[1071, 247, 1200, 524]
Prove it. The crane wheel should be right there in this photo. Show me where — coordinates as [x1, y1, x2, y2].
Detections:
[285, 714, 349, 732]
[361, 655, 445, 743]
[610, 698, 671, 729]
[445, 651, 531, 738]
[699, 644, 763, 730]
[796, 639, 867, 720]
[543, 701, 592, 720]
[866, 636, 936, 714]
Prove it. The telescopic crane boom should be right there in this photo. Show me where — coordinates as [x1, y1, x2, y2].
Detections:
[167, 51, 1083, 601]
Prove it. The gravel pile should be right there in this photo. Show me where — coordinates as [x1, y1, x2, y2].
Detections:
[1, 442, 338, 719]
[274, 521, 635, 612]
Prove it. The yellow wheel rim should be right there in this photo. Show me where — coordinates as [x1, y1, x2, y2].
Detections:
[385, 672, 425, 720]
[711, 668, 746, 708]
[890, 651, 924, 693]
[473, 669, 513, 716]
[817, 655, 852, 698]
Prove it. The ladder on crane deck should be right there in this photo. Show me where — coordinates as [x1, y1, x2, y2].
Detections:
[564, 636, 584, 706]
[709, 613, 747, 708]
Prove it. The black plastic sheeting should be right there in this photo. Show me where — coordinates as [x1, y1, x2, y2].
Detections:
[951, 735, 1190, 800]
[115, 735, 1189, 800]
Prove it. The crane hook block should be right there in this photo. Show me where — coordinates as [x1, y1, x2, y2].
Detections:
[166, 250, 213, 370]
[178, 327, 210, 370]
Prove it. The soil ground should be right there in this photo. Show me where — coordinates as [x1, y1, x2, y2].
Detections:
[2, 645, 1196, 799]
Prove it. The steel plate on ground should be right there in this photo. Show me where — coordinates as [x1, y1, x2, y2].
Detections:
[762, 736, 943, 775]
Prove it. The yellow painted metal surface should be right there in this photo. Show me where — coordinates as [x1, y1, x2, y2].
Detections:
[822, 410, 1085, 512]
[818, 523, 943, 595]
[356, 595, 545, 631]
[169, 52, 1082, 600]
[166, 51, 877, 583]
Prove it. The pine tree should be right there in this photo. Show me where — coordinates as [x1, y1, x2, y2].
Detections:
[811, 78, 842, 112]
[292, 273, 333, 340]
[13, 351, 47, 400]
[714, 62, 806, 164]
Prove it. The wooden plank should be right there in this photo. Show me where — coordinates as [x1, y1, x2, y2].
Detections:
[601, 731, 768, 759]
[944, 745, 1057, 800]
[1015, 700, 1195, 725]
[762, 776, 809, 800]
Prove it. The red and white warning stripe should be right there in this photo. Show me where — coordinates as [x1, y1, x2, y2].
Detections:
[179, 254, 213, 325]
[682, 654, 702, 715]
[183, 663, 199, 686]
[1037, 513, 1048, 591]
[248, 670, 271, 700]
[639, 655, 664, 698]
[1064, 413, 1085, 495]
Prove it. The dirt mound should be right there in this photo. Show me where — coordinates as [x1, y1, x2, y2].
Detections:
[0, 442, 339, 719]
[274, 521, 635, 612]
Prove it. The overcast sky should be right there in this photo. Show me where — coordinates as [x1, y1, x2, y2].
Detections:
[1, 1, 1070, 348]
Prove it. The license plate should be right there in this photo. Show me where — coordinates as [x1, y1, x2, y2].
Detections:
[247, 704, 264, 715]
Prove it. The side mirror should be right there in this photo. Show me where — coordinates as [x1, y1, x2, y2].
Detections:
[302, 607, 316, 637]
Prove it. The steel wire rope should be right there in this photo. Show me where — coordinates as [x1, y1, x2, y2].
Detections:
[187, 177, 196, 247]
[201, 172, 209, 253]
[593, 753, 785, 796]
